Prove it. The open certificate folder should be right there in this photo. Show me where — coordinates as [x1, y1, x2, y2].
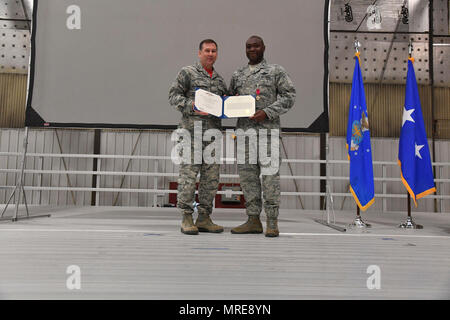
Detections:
[194, 89, 255, 118]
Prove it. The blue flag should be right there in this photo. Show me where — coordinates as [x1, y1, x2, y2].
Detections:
[346, 54, 375, 211]
[398, 58, 436, 206]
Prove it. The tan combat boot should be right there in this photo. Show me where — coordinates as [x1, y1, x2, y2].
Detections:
[230, 216, 263, 234]
[265, 219, 279, 237]
[195, 214, 224, 233]
[181, 214, 199, 235]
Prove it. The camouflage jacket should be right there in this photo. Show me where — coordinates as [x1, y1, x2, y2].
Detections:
[229, 59, 296, 129]
[169, 62, 227, 131]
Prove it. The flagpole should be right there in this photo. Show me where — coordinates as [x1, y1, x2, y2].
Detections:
[398, 40, 424, 230]
[429, 1, 438, 213]
[348, 39, 372, 229]
[408, 38, 412, 59]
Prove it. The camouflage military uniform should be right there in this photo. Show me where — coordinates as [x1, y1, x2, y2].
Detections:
[229, 59, 296, 219]
[169, 62, 227, 217]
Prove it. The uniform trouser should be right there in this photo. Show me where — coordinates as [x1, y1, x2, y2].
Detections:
[237, 129, 281, 219]
[177, 163, 220, 216]
[175, 122, 220, 216]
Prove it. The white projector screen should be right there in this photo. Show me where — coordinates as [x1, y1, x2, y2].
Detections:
[26, 0, 329, 132]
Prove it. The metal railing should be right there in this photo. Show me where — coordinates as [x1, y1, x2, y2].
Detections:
[1, 151, 449, 212]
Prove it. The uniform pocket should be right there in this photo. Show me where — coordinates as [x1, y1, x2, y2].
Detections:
[193, 79, 210, 90]
[257, 73, 274, 88]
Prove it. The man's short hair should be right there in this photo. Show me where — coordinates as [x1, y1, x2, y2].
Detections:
[248, 35, 265, 46]
[199, 39, 218, 50]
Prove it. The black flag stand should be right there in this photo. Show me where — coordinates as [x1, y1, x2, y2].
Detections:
[398, 193, 423, 229]
[0, 127, 51, 222]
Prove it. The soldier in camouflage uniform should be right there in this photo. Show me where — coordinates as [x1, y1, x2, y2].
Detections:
[169, 39, 227, 235]
[229, 36, 296, 237]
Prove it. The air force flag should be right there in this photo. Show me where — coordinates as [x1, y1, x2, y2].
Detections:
[346, 53, 375, 211]
[398, 58, 436, 206]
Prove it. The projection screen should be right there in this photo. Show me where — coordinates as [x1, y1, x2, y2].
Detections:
[26, 0, 329, 132]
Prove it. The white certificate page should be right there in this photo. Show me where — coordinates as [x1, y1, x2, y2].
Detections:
[224, 95, 255, 118]
[194, 89, 223, 117]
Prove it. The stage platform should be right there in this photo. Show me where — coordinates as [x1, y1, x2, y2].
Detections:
[0, 206, 449, 300]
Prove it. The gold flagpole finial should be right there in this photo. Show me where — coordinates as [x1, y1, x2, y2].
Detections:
[408, 39, 414, 62]
[354, 39, 361, 62]
[354, 39, 360, 53]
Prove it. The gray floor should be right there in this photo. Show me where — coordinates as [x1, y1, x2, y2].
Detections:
[0, 205, 449, 300]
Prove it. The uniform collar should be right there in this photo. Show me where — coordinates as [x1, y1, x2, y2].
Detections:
[246, 59, 267, 74]
[195, 61, 217, 78]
